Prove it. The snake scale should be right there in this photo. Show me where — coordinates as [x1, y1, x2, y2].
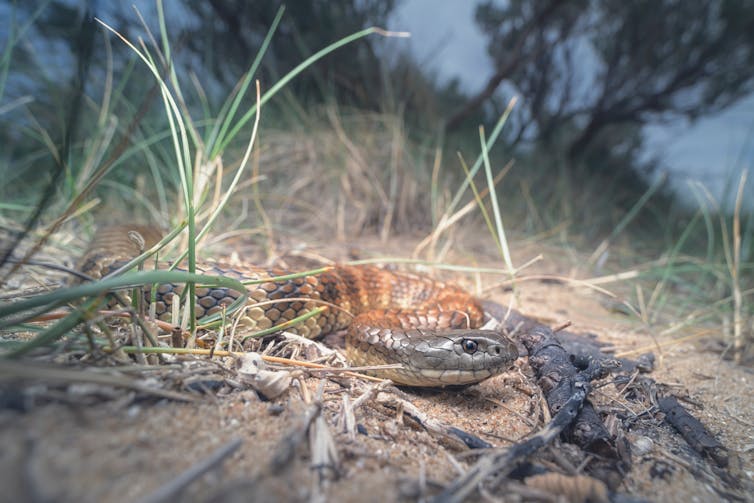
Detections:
[81, 226, 518, 386]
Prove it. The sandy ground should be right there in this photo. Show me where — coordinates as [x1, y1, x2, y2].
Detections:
[0, 234, 751, 502]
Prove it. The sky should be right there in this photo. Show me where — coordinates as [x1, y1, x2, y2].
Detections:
[389, 0, 754, 211]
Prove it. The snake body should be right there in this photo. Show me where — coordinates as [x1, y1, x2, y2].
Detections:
[82, 226, 518, 386]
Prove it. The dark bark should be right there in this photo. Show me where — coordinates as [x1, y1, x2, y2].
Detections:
[659, 395, 728, 468]
[508, 317, 621, 463]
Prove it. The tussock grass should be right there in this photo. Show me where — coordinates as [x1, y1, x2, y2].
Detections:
[243, 109, 433, 241]
[0, 4, 410, 360]
[0, 2, 751, 367]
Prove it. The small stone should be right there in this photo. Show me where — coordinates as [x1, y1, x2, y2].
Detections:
[632, 435, 654, 456]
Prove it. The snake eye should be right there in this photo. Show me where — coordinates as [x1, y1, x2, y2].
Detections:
[462, 339, 478, 354]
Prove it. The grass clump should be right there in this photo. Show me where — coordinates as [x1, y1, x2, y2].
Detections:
[0, 3, 410, 358]
[0, 2, 751, 365]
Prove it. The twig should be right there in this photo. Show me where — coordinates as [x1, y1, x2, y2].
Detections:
[109, 345, 392, 382]
[0, 360, 195, 402]
[377, 392, 492, 450]
[432, 381, 592, 503]
[269, 401, 322, 473]
[135, 437, 242, 503]
[658, 394, 728, 468]
[552, 320, 572, 333]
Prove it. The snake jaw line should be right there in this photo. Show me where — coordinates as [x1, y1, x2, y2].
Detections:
[347, 328, 518, 387]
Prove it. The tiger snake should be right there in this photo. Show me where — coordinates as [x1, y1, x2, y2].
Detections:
[81, 226, 518, 387]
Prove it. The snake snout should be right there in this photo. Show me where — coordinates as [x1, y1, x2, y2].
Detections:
[490, 336, 520, 362]
[398, 330, 518, 386]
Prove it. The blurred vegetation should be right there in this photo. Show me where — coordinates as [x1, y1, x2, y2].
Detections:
[0, 0, 752, 252]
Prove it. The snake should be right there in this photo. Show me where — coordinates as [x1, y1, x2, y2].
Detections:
[81, 226, 518, 387]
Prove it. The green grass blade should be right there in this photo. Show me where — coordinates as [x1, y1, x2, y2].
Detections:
[0, 1, 51, 101]
[217, 27, 408, 153]
[208, 6, 285, 157]
[5, 298, 101, 358]
[479, 126, 514, 273]
[444, 98, 516, 219]
[241, 307, 328, 342]
[457, 153, 500, 255]
[0, 270, 248, 323]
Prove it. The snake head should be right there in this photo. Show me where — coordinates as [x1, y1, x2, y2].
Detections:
[398, 329, 518, 387]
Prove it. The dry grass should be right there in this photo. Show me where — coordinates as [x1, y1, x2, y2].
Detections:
[243, 109, 433, 241]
